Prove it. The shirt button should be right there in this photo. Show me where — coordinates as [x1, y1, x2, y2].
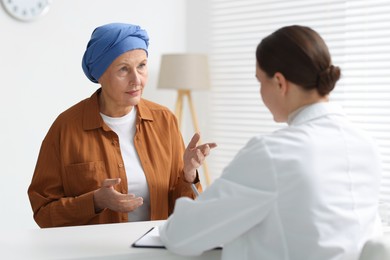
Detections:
[118, 163, 124, 168]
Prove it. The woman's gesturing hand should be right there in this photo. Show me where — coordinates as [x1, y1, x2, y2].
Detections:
[183, 133, 217, 183]
[93, 178, 143, 213]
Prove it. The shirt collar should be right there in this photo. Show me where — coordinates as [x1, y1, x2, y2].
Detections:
[137, 99, 154, 121]
[287, 102, 345, 126]
[82, 88, 154, 130]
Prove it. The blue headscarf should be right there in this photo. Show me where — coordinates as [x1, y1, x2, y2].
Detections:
[82, 23, 149, 83]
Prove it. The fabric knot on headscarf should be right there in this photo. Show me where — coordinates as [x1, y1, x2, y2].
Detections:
[82, 23, 149, 83]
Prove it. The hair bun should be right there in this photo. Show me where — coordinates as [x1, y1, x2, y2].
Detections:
[317, 65, 341, 95]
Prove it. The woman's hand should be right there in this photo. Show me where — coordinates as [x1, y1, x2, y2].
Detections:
[93, 178, 143, 213]
[183, 133, 217, 183]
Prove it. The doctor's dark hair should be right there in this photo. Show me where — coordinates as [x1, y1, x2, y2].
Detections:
[256, 25, 341, 96]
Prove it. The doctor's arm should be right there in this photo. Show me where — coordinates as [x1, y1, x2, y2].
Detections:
[159, 137, 277, 256]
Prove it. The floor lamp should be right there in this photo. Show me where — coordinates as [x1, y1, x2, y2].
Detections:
[157, 53, 212, 185]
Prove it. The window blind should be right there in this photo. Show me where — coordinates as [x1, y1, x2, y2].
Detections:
[208, 0, 390, 203]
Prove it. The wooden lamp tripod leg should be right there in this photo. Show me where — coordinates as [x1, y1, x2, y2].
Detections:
[175, 90, 185, 127]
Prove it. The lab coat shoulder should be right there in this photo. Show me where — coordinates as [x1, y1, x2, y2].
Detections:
[221, 135, 278, 191]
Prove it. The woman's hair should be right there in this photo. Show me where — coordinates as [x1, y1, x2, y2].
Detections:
[256, 25, 341, 96]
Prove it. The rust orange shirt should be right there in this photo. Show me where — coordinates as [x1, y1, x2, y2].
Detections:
[28, 89, 200, 228]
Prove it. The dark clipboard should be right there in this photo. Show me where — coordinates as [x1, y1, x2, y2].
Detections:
[131, 227, 166, 249]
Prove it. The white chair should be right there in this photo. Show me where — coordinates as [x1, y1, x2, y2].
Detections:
[359, 237, 390, 260]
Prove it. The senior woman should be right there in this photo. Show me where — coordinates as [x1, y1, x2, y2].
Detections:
[28, 23, 216, 228]
[159, 25, 382, 260]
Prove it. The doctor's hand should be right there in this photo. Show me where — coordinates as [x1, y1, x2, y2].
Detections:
[93, 178, 143, 213]
[183, 133, 217, 183]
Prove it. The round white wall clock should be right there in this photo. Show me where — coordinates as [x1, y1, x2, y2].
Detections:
[1, 0, 51, 22]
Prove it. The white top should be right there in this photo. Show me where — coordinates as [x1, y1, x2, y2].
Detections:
[101, 107, 150, 221]
[159, 102, 383, 260]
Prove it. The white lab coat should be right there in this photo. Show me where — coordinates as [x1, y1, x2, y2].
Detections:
[159, 102, 383, 260]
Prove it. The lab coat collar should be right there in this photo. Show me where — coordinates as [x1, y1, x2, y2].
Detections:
[287, 102, 346, 126]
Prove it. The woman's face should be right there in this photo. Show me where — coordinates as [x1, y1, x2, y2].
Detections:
[98, 49, 148, 117]
[255, 64, 285, 122]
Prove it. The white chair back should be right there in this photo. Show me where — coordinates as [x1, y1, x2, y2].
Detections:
[359, 238, 390, 260]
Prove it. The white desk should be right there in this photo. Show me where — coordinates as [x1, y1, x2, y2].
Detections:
[2, 222, 389, 260]
[0, 220, 221, 260]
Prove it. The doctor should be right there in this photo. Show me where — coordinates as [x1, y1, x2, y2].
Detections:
[159, 25, 382, 260]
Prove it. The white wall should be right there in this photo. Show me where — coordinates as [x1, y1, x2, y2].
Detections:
[183, 0, 212, 142]
[0, 0, 201, 230]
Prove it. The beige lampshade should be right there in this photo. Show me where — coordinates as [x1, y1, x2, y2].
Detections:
[157, 54, 210, 90]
